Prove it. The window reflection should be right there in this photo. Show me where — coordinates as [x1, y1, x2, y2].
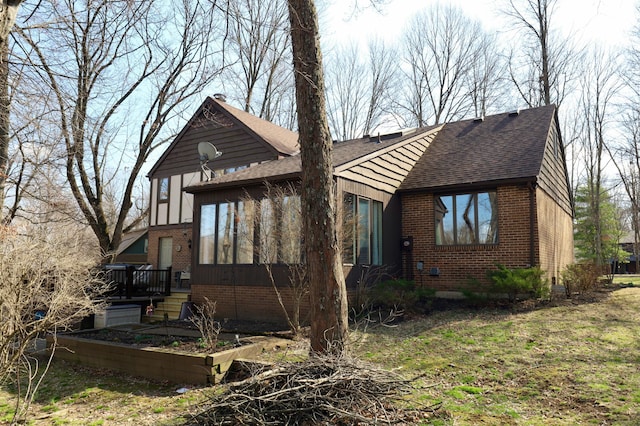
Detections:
[342, 193, 383, 265]
[217, 202, 234, 264]
[236, 200, 254, 264]
[260, 199, 277, 264]
[435, 191, 498, 245]
[281, 195, 301, 264]
[199, 204, 216, 264]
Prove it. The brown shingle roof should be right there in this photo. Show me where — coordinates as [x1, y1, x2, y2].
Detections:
[214, 99, 299, 156]
[147, 97, 299, 177]
[186, 128, 438, 191]
[186, 105, 557, 193]
[399, 104, 557, 191]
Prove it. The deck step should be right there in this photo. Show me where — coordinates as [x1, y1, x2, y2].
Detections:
[144, 292, 191, 322]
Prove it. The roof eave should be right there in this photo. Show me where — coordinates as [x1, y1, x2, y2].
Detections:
[185, 172, 302, 193]
[399, 176, 538, 194]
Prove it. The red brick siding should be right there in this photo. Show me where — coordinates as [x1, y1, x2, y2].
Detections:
[536, 187, 575, 283]
[190, 284, 358, 325]
[147, 227, 194, 274]
[402, 185, 540, 292]
[191, 284, 309, 323]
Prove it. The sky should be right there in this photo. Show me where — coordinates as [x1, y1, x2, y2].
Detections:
[142, 0, 639, 178]
[321, 0, 638, 49]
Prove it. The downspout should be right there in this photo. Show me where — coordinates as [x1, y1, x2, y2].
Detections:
[528, 181, 537, 267]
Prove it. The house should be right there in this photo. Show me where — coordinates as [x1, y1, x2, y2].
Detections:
[146, 94, 299, 288]
[113, 229, 148, 265]
[148, 99, 574, 324]
[398, 107, 574, 294]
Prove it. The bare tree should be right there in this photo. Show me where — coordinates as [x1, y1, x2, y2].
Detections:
[0, 223, 108, 423]
[223, 0, 296, 127]
[575, 46, 622, 266]
[325, 38, 397, 140]
[15, 0, 227, 261]
[616, 5, 640, 273]
[288, 0, 349, 354]
[1, 61, 75, 226]
[608, 113, 640, 273]
[502, 0, 579, 108]
[466, 32, 508, 118]
[0, 0, 20, 42]
[398, 4, 491, 126]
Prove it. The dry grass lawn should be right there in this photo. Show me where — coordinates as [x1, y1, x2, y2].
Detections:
[1, 286, 639, 424]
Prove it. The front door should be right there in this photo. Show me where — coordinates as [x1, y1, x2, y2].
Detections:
[158, 237, 173, 270]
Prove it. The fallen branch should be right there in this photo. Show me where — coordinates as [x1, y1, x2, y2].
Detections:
[189, 353, 439, 425]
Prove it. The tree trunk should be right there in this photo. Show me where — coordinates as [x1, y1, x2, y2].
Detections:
[0, 0, 22, 222]
[287, 0, 349, 354]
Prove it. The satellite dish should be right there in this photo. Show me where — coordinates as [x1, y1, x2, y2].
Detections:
[197, 142, 223, 181]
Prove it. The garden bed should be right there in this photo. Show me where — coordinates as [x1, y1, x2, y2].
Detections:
[47, 324, 289, 385]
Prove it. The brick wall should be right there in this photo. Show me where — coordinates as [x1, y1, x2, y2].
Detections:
[402, 185, 540, 293]
[536, 187, 575, 284]
[190, 284, 357, 326]
[147, 227, 194, 274]
[191, 284, 310, 324]
[184, 184, 573, 321]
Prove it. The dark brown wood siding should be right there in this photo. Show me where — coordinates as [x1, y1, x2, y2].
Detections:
[151, 117, 279, 179]
[537, 117, 573, 216]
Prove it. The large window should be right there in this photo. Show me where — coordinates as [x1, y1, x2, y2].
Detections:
[280, 195, 301, 264]
[259, 199, 277, 263]
[199, 201, 252, 265]
[199, 204, 216, 264]
[236, 200, 255, 264]
[217, 202, 235, 264]
[343, 193, 383, 265]
[198, 195, 301, 265]
[435, 191, 498, 245]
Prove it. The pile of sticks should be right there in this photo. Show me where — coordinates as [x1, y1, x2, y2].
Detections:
[189, 354, 437, 425]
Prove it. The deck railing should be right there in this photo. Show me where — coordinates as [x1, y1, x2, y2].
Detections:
[103, 266, 172, 299]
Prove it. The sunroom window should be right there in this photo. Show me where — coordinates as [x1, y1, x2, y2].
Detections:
[343, 193, 383, 265]
[435, 191, 498, 245]
[198, 195, 301, 266]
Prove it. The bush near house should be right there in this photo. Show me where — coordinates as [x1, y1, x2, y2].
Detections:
[369, 279, 436, 313]
[562, 261, 602, 297]
[466, 264, 549, 302]
[486, 264, 549, 301]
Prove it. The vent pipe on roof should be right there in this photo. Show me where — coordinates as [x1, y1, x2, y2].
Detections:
[509, 108, 521, 116]
[213, 93, 226, 102]
[474, 116, 484, 122]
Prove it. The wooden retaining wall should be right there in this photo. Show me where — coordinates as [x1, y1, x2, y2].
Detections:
[48, 334, 287, 385]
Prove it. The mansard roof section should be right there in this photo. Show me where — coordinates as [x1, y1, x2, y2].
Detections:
[147, 96, 299, 177]
[334, 126, 442, 193]
[400, 104, 557, 192]
[185, 126, 441, 193]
